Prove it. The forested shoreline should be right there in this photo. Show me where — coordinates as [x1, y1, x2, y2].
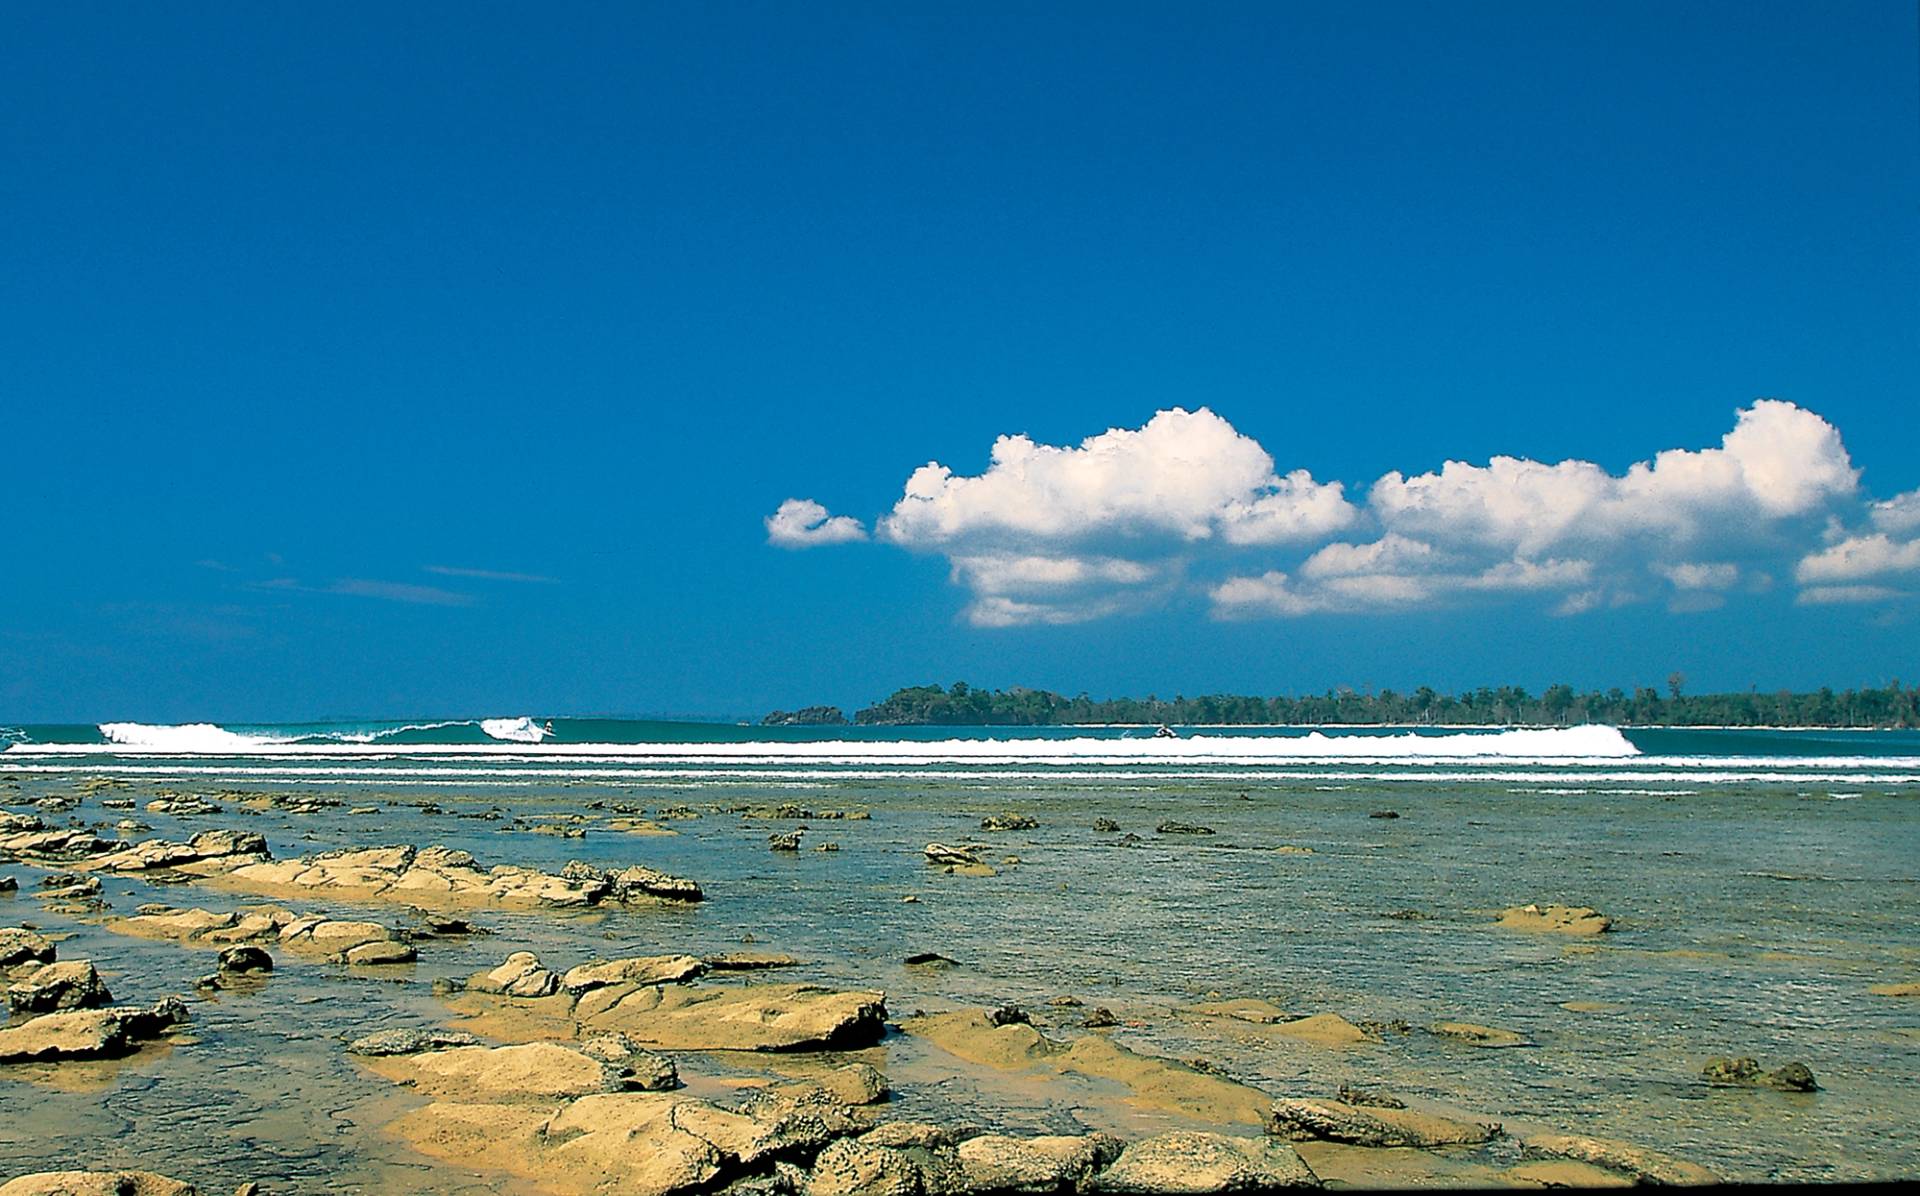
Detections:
[763, 678, 1920, 728]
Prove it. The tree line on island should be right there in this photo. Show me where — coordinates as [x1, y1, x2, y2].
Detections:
[764, 677, 1920, 729]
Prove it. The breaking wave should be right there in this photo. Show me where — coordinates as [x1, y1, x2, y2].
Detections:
[478, 716, 551, 743]
[94, 717, 548, 751]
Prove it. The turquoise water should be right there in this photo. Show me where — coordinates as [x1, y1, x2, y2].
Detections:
[2, 722, 1916, 1187]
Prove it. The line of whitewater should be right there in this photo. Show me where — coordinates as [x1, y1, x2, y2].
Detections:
[3, 763, 1918, 786]
[13, 723, 1639, 760]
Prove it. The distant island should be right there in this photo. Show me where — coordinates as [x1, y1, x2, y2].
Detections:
[765, 679, 1920, 729]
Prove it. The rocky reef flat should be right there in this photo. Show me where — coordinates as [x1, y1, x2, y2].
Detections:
[2, 771, 1913, 1193]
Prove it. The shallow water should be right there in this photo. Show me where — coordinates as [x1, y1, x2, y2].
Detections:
[2, 727, 1917, 1189]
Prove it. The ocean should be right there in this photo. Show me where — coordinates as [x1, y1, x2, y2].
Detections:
[1, 720, 1915, 1188]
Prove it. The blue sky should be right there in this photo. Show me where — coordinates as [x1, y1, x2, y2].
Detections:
[2, 2, 1915, 722]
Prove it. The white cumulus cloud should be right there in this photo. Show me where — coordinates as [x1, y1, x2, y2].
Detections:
[878, 408, 1356, 548]
[765, 498, 868, 548]
[1796, 533, 1920, 584]
[772, 400, 1909, 624]
[1870, 488, 1920, 535]
[1368, 399, 1856, 555]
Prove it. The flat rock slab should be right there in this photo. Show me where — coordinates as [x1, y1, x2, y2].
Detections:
[0, 999, 187, 1063]
[1091, 1132, 1319, 1192]
[1267, 1098, 1500, 1148]
[563, 954, 706, 992]
[212, 844, 702, 910]
[902, 1010, 1275, 1126]
[955, 1133, 1122, 1191]
[0, 826, 109, 862]
[1520, 1132, 1718, 1185]
[451, 953, 886, 1052]
[0, 1172, 197, 1196]
[1501, 1159, 1634, 1188]
[107, 905, 412, 964]
[382, 1064, 1314, 1196]
[585, 982, 887, 1052]
[386, 1042, 633, 1103]
[75, 829, 268, 876]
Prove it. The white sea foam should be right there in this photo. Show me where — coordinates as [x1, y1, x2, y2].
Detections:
[8, 761, 1920, 787]
[49, 723, 1638, 760]
[325, 720, 472, 743]
[480, 716, 549, 743]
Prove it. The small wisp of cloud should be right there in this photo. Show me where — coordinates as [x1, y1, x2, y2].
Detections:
[423, 565, 559, 584]
[242, 575, 474, 607]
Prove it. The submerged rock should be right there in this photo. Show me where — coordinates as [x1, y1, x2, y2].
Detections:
[980, 813, 1038, 832]
[1428, 1021, 1530, 1048]
[704, 952, 803, 972]
[1333, 1084, 1404, 1109]
[1701, 1056, 1818, 1091]
[1154, 821, 1215, 836]
[902, 1009, 1274, 1127]
[1495, 904, 1613, 935]
[346, 1027, 483, 1056]
[768, 832, 804, 852]
[1092, 818, 1122, 832]
[1186, 998, 1292, 1025]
